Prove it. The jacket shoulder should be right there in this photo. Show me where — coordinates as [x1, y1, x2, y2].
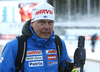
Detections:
[3, 38, 18, 58]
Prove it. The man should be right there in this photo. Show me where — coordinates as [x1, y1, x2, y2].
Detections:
[0, 2, 71, 72]
[91, 33, 99, 52]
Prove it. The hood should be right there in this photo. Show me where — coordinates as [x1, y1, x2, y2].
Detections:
[22, 20, 32, 37]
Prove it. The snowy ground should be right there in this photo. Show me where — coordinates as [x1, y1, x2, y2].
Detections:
[64, 39, 100, 72]
[64, 40, 100, 60]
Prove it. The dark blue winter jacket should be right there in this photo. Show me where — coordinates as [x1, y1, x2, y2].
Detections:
[0, 20, 71, 72]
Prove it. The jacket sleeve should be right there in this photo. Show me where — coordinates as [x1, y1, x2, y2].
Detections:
[0, 38, 18, 72]
[60, 39, 72, 67]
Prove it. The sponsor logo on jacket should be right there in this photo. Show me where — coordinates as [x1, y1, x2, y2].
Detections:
[47, 55, 57, 60]
[27, 50, 42, 55]
[48, 61, 58, 66]
[0, 57, 4, 63]
[46, 50, 57, 54]
[26, 56, 43, 61]
[29, 61, 43, 67]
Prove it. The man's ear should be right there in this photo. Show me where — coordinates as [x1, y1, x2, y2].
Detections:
[31, 22, 34, 26]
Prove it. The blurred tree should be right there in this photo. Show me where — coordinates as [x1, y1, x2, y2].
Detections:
[47, 0, 53, 6]
[47, 0, 100, 21]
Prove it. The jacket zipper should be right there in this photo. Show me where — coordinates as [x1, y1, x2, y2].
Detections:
[44, 46, 47, 72]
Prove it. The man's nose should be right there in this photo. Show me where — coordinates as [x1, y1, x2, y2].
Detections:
[44, 23, 49, 28]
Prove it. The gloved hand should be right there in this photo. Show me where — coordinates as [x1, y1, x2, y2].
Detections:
[71, 68, 79, 72]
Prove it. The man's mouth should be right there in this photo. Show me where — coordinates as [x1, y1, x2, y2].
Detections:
[42, 32, 50, 35]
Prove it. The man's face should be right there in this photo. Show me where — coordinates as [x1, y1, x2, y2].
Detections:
[31, 19, 54, 39]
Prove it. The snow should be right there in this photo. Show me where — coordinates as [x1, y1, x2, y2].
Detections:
[64, 40, 100, 61]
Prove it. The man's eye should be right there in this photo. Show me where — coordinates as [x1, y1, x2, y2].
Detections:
[40, 21, 44, 24]
[49, 21, 52, 23]
[48, 21, 54, 24]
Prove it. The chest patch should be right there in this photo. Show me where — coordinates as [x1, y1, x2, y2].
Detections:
[46, 50, 57, 54]
[26, 56, 43, 61]
[47, 55, 57, 60]
[27, 50, 42, 55]
[29, 61, 43, 67]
